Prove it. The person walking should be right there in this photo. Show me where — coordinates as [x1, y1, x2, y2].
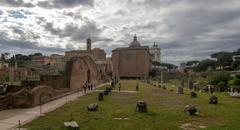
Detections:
[83, 84, 87, 93]
[118, 83, 121, 92]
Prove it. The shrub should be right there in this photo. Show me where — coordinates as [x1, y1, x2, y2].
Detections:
[229, 75, 240, 87]
[208, 72, 231, 90]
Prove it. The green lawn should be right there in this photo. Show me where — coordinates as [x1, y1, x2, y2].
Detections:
[24, 80, 240, 130]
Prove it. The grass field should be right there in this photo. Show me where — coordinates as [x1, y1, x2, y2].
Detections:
[24, 80, 240, 130]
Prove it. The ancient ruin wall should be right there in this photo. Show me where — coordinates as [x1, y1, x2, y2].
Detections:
[69, 56, 100, 90]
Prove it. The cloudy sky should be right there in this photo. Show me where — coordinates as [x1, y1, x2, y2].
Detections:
[0, 0, 240, 65]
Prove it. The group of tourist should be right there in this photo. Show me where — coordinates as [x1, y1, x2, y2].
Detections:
[83, 82, 94, 93]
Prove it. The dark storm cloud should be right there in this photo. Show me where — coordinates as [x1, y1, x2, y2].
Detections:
[168, 8, 240, 41]
[0, 37, 70, 53]
[1, 0, 35, 7]
[120, 0, 240, 64]
[37, 0, 95, 8]
[12, 28, 24, 34]
[44, 20, 110, 42]
[114, 9, 127, 16]
[53, 0, 95, 8]
[37, 1, 54, 9]
[1, 0, 240, 64]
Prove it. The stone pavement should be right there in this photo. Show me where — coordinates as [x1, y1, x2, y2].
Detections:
[0, 83, 108, 130]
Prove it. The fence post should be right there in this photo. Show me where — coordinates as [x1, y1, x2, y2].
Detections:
[18, 120, 20, 130]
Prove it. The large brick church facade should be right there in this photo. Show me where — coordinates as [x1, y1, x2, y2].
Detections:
[112, 35, 151, 78]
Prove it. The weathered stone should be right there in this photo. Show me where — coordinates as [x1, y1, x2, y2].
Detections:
[98, 92, 104, 101]
[136, 100, 147, 112]
[162, 85, 166, 90]
[192, 83, 199, 92]
[65, 56, 100, 90]
[181, 80, 185, 87]
[87, 103, 98, 111]
[190, 92, 197, 98]
[177, 86, 184, 94]
[188, 80, 193, 90]
[64, 121, 80, 130]
[184, 105, 197, 115]
[209, 96, 218, 104]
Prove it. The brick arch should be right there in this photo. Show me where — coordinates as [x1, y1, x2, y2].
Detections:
[10, 88, 32, 108]
[30, 85, 56, 106]
[66, 56, 100, 90]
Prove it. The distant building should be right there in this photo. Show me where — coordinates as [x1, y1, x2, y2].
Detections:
[149, 42, 161, 63]
[112, 35, 151, 78]
[8, 66, 40, 82]
[65, 36, 107, 75]
[180, 61, 199, 72]
[233, 55, 240, 61]
[106, 57, 113, 73]
[49, 54, 66, 71]
[0, 61, 9, 70]
[31, 56, 51, 65]
[0, 69, 8, 82]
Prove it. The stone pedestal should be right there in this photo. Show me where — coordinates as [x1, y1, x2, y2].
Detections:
[177, 86, 184, 94]
[209, 96, 218, 104]
[136, 100, 147, 112]
[184, 105, 197, 115]
[190, 92, 197, 98]
[188, 80, 193, 90]
[87, 103, 98, 111]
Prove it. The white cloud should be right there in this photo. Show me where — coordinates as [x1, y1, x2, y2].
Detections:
[0, 0, 240, 65]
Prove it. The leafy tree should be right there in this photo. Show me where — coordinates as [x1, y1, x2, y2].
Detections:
[5, 76, 9, 82]
[232, 60, 240, 70]
[1, 54, 5, 62]
[208, 72, 231, 90]
[160, 63, 177, 70]
[211, 51, 229, 58]
[216, 53, 233, 69]
[1, 53, 10, 62]
[152, 61, 161, 66]
[195, 59, 216, 72]
[29, 53, 43, 59]
[58, 70, 65, 75]
[186, 60, 199, 66]
[229, 75, 240, 87]
[8, 54, 30, 66]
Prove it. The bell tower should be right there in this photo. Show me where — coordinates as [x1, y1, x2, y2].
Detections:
[87, 35, 91, 51]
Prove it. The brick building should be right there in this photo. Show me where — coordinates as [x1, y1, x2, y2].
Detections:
[31, 56, 51, 65]
[65, 37, 107, 75]
[112, 35, 151, 78]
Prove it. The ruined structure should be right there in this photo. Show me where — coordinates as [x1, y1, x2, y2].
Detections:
[65, 37, 107, 75]
[0, 85, 70, 109]
[65, 56, 100, 90]
[0, 55, 101, 110]
[149, 42, 161, 63]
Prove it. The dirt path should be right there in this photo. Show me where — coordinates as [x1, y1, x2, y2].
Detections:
[0, 83, 108, 130]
